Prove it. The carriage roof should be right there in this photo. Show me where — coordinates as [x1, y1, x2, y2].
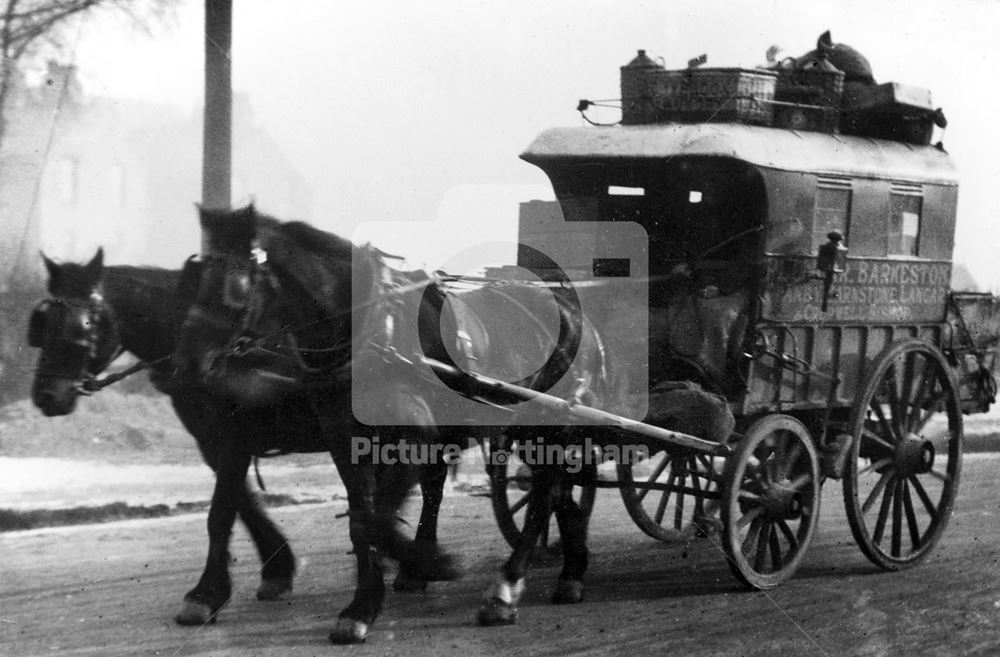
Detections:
[521, 123, 958, 186]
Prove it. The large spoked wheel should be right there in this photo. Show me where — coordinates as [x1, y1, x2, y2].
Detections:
[843, 338, 962, 570]
[486, 434, 596, 550]
[721, 415, 821, 590]
[618, 448, 722, 541]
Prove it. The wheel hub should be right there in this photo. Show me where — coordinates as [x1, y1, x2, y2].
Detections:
[760, 481, 803, 520]
[895, 434, 935, 475]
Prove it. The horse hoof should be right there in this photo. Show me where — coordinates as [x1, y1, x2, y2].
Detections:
[476, 597, 518, 626]
[256, 576, 293, 601]
[550, 579, 584, 604]
[174, 599, 218, 626]
[329, 618, 369, 644]
[392, 573, 429, 593]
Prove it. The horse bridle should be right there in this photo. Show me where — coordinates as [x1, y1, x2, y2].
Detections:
[29, 292, 123, 389]
[198, 245, 394, 380]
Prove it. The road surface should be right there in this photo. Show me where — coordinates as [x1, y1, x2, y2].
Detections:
[3, 455, 1000, 656]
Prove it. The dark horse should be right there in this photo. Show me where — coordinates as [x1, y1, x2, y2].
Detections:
[172, 205, 469, 643]
[172, 204, 734, 638]
[28, 247, 451, 632]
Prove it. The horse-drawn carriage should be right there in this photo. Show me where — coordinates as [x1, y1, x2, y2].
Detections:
[25, 34, 1000, 642]
[483, 47, 1000, 589]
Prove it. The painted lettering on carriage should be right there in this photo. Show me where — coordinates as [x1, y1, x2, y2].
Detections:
[770, 260, 950, 323]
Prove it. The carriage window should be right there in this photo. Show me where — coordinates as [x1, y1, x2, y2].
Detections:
[609, 186, 644, 196]
[812, 182, 851, 253]
[688, 190, 703, 203]
[889, 190, 922, 256]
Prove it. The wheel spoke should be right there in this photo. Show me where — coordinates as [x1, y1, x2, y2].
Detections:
[858, 457, 893, 478]
[737, 505, 765, 530]
[691, 460, 705, 518]
[754, 523, 772, 572]
[928, 469, 951, 484]
[862, 471, 892, 515]
[742, 516, 765, 556]
[902, 480, 922, 550]
[653, 471, 676, 525]
[635, 454, 670, 504]
[769, 526, 784, 571]
[905, 358, 934, 432]
[861, 428, 896, 453]
[872, 476, 896, 546]
[908, 475, 940, 522]
[885, 363, 904, 437]
[738, 490, 763, 503]
[788, 472, 813, 492]
[779, 441, 804, 480]
[777, 519, 798, 553]
[753, 520, 771, 573]
[870, 400, 898, 444]
[912, 389, 947, 434]
[509, 491, 531, 516]
[674, 474, 687, 529]
[891, 477, 903, 558]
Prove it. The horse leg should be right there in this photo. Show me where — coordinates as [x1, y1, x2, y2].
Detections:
[550, 473, 589, 604]
[393, 460, 448, 593]
[175, 446, 251, 625]
[328, 456, 385, 644]
[372, 458, 460, 583]
[189, 426, 295, 601]
[477, 466, 554, 626]
[240, 489, 296, 601]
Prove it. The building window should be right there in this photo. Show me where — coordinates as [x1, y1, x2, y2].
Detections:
[889, 186, 922, 256]
[813, 180, 851, 252]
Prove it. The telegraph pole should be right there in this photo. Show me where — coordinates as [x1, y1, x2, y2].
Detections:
[201, 0, 232, 250]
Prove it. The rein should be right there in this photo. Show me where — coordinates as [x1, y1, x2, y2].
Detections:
[213, 249, 416, 379]
[78, 354, 172, 394]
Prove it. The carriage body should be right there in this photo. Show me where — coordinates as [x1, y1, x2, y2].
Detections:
[519, 122, 996, 422]
[504, 108, 995, 586]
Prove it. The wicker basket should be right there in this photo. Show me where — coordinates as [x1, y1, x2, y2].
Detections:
[774, 68, 845, 108]
[622, 67, 777, 126]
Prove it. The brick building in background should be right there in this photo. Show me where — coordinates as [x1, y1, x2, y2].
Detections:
[0, 61, 312, 404]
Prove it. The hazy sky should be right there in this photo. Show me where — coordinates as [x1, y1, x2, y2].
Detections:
[67, 0, 1000, 285]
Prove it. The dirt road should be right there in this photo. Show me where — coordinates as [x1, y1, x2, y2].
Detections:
[4, 455, 1000, 657]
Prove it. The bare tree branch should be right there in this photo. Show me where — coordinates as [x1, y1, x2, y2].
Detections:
[0, 0, 177, 154]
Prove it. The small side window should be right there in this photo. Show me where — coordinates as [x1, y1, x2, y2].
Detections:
[813, 181, 851, 252]
[889, 187, 922, 256]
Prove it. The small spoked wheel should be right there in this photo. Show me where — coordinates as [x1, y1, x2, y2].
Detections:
[721, 414, 821, 590]
[487, 434, 596, 551]
[843, 339, 962, 570]
[618, 448, 722, 541]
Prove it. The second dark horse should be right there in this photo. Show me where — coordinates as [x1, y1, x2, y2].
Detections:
[172, 205, 471, 643]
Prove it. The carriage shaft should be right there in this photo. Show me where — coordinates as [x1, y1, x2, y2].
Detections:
[416, 355, 728, 456]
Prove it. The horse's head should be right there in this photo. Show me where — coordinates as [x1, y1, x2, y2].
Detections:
[30, 248, 122, 416]
[173, 204, 370, 405]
